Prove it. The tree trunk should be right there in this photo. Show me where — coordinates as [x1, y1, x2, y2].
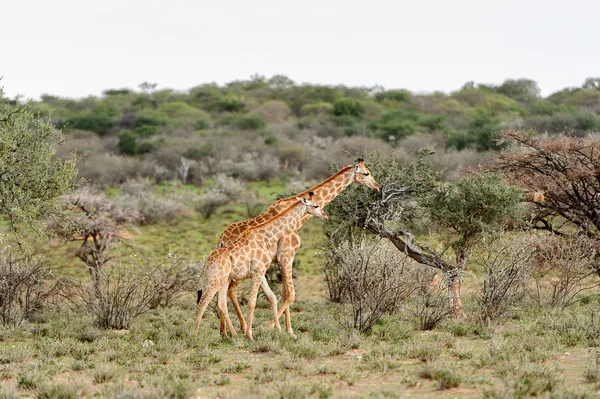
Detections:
[365, 223, 465, 318]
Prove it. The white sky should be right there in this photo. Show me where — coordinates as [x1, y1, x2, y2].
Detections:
[2, 0, 599, 99]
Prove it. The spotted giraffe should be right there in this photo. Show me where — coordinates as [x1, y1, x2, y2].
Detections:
[214, 158, 380, 336]
[193, 195, 328, 340]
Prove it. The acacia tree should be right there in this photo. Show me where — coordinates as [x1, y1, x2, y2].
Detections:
[325, 151, 522, 317]
[0, 89, 79, 248]
[489, 129, 600, 276]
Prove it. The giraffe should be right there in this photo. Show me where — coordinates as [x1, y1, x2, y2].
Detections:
[193, 195, 328, 340]
[213, 158, 380, 336]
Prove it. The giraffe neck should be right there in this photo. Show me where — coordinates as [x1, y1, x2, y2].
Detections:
[311, 168, 354, 208]
[266, 165, 354, 215]
[251, 202, 306, 243]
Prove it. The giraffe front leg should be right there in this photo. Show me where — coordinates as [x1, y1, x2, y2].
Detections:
[245, 272, 265, 341]
[260, 274, 281, 331]
[227, 280, 247, 333]
[270, 254, 295, 336]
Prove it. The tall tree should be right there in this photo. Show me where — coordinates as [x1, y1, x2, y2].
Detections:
[489, 130, 600, 276]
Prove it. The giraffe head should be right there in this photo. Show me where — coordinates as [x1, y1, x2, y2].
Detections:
[352, 158, 380, 191]
[297, 192, 328, 220]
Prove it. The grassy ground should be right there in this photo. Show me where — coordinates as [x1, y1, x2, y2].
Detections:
[2, 182, 600, 398]
[1, 294, 600, 398]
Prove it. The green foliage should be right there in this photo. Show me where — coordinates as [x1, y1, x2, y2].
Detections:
[135, 125, 158, 137]
[332, 99, 364, 118]
[446, 114, 502, 151]
[425, 173, 522, 250]
[117, 130, 138, 155]
[496, 79, 540, 101]
[369, 110, 421, 142]
[216, 96, 244, 112]
[376, 89, 411, 103]
[64, 113, 113, 135]
[0, 93, 80, 241]
[301, 102, 334, 116]
[157, 101, 208, 120]
[225, 114, 267, 130]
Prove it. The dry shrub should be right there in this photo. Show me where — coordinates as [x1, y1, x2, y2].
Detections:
[528, 235, 599, 308]
[78, 153, 144, 187]
[60, 259, 161, 329]
[56, 130, 104, 160]
[475, 236, 536, 322]
[406, 282, 452, 331]
[0, 243, 59, 326]
[115, 178, 184, 225]
[249, 100, 291, 124]
[324, 237, 418, 333]
[147, 253, 198, 309]
[196, 174, 244, 218]
[214, 152, 281, 181]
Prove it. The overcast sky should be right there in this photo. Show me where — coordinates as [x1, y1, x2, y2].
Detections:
[2, 0, 599, 99]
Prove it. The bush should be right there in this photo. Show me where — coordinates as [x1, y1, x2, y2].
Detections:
[115, 178, 184, 225]
[300, 102, 334, 117]
[376, 89, 411, 103]
[324, 237, 418, 333]
[196, 174, 244, 218]
[64, 113, 113, 135]
[528, 235, 599, 308]
[369, 110, 420, 142]
[406, 284, 452, 331]
[216, 96, 244, 112]
[249, 100, 291, 124]
[332, 99, 364, 118]
[226, 114, 267, 130]
[475, 237, 535, 322]
[117, 130, 138, 155]
[0, 243, 58, 326]
[60, 259, 164, 329]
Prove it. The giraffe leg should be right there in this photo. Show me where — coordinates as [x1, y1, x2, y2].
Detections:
[267, 254, 296, 335]
[193, 285, 220, 334]
[260, 274, 281, 331]
[227, 280, 247, 333]
[217, 283, 236, 337]
[245, 269, 271, 341]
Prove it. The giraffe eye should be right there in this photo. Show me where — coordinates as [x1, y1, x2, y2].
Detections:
[363, 172, 369, 176]
[314, 205, 319, 208]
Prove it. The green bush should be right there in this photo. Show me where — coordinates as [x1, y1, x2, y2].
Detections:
[65, 113, 113, 135]
[446, 114, 502, 151]
[332, 99, 364, 118]
[217, 96, 245, 112]
[226, 114, 267, 130]
[369, 110, 420, 141]
[118, 130, 138, 155]
[376, 89, 411, 103]
[135, 125, 158, 137]
[301, 102, 334, 116]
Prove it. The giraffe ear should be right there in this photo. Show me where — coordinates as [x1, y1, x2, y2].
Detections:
[357, 158, 365, 165]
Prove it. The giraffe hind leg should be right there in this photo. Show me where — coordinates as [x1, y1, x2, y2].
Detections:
[193, 286, 219, 334]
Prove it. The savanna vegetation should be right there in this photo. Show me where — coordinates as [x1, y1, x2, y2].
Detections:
[1, 76, 600, 398]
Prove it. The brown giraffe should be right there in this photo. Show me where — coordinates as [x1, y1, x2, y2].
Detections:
[214, 158, 380, 336]
[193, 195, 328, 340]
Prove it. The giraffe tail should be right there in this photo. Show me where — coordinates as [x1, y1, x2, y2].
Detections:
[196, 290, 203, 304]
